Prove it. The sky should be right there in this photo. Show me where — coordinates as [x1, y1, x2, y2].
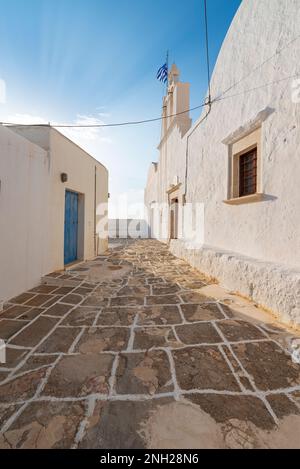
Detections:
[0, 0, 242, 216]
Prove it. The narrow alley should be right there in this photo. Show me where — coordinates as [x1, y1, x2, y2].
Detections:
[0, 240, 300, 449]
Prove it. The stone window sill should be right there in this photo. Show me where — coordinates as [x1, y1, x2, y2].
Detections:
[223, 193, 264, 205]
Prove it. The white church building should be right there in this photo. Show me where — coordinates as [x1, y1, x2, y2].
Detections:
[145, 0, 300, 326]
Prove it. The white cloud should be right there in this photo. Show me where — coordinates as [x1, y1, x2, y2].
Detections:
[1, 111, 147, 221]
[4, 113, 48, 124]
[59, 114, 112, 145]
[0, 79, 7, 104]
[1, 112, 112, 146]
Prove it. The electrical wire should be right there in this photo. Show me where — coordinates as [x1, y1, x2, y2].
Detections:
[213, 73, 299, 102]
[0, 73, 297, 129]
[203, 0, 211, 103]
[0, 2, 212, 130]
[0, 33, 299, 130]
[216, 32, 300, 100]
[0, 102, 208, 129]
[183, 0, 212, 202]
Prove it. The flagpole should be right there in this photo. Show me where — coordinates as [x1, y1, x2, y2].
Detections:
[166, 50, 169, 93]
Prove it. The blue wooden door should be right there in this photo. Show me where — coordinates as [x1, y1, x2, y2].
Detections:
[64, 190, 78, 264]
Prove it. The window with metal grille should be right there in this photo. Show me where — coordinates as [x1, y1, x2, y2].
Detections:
[239, 148, 257, 197]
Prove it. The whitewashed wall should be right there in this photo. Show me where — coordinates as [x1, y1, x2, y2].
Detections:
[145, 0, 300, 325]
[48, 129, 108, 272]
[0, 126, 108, 304]
[11, 126, 109, 270]
[184, 0, 300, 267]
[0, 125, 50, 304]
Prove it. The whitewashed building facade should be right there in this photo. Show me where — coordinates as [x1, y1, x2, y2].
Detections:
[145, 0, 300, 326]
[0, 125, 108, 304]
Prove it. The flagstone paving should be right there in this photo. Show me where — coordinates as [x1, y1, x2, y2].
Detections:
[1, 239, 300, 449]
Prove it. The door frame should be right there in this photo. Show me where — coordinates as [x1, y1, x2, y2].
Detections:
[64, 189, 85, 266]
[166, 183, 183, 241]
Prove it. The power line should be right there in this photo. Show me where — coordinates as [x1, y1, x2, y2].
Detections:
[1, 30, 299, 132]
[0, 73, 297, 130]
[184, 0, 213, 203]
[216, 32, 300, 100]
[203, 0, 211, 104]
[0, 1, 213, 131]
[213, 73, 299, 102]
[0, 102, 208, 129]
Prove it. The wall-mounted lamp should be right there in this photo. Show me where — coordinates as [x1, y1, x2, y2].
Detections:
[61, 173, 68, 183]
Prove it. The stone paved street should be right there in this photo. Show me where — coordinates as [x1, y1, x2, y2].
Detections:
[1, 240, 300, 449]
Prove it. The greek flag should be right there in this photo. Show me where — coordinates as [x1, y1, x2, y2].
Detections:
[157, 63, 168, 84]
